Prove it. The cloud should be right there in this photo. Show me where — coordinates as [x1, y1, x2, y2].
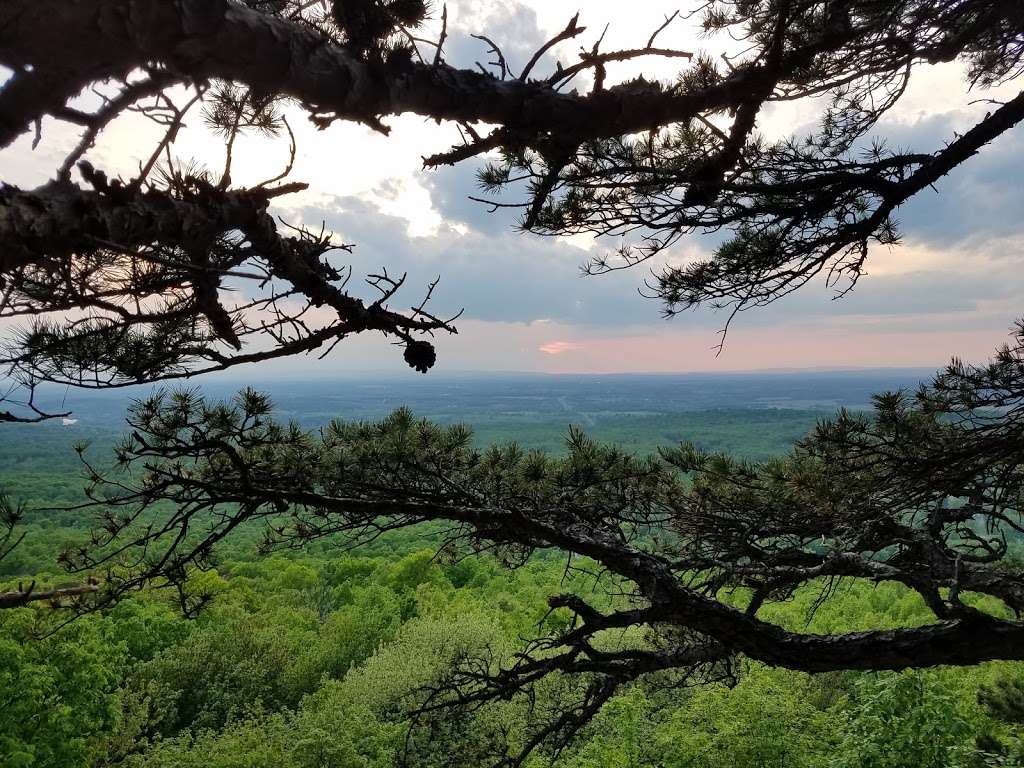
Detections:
[290, 186, 1024, 343]
[292, 194, 671, 328]
[443, 1, 549, 73]
[422, 161, 517, 236]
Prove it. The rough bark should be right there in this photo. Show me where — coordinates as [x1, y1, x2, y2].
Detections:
[0, 0, 734, 149]
[0, 179, 297, 273]
[314, 496, 1024, 673]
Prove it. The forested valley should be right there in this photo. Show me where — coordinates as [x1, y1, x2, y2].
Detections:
[4, 378, 1024, 768]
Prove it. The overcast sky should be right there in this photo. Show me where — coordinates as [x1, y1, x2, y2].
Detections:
[4, 0, 1023, 376]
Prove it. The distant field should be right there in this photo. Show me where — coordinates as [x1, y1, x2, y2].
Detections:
[0, 406, 826, 509]
[462, 408, 829, 458]
[1, 369, 929, 509]
[17, 368, 930, 424]
[0, 402, 830, 580]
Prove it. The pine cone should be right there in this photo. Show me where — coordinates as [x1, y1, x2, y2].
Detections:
[403, 339, 436, 373]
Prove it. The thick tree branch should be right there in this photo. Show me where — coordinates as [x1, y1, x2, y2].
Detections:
[0, 0, 794, 150]
[0, 581, 100, 609]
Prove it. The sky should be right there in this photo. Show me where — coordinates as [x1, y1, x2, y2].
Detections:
[3, 0, 1023, 377]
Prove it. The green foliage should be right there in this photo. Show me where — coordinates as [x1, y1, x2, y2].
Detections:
[651, 668, 840, 768]
[833, 672, 978, 768]
[5, 406, 1024, 767]
[0, 610, 125, 768]
[5, 541, 1024, 768]
[559, 687, 660, 768]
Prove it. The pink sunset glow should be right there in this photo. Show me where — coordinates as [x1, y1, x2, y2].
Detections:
[538, 341, 583, 356]
[526, 326, 1010, 374]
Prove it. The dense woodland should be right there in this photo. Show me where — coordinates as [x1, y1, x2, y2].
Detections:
[4, 407, 1024, 768]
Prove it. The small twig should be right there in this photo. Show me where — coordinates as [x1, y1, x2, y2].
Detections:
[255, 115, 297, 188]
[434, 4, 448, 66]
[472, 34, 514, 79]
[520, 13, 586, 82]
[647, 10, 680, 48]
[132, 86, 207, 189]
